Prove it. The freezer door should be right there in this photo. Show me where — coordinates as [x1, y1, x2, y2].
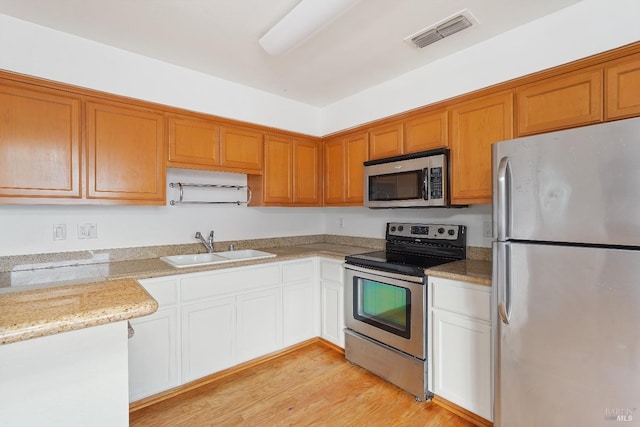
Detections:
[492, 116, 640, 245]
[495, 242, 640, 427]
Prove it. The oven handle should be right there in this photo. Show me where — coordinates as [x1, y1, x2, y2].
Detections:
[344, 264, 424, 283]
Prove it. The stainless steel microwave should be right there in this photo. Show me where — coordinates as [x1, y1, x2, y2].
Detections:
[364, 149, 452, 208]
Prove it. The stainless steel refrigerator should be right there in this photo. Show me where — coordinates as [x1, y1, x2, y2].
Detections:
[492, 117, 640, 426]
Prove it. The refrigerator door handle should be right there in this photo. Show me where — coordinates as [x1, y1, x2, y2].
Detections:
[497, 242, 512, 324]
[496, 156, 512, 241]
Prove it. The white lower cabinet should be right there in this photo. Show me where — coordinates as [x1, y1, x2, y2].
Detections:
[237, 287, 282, 363]
[429, 277, 493, 421]
[320, 259, 345, 348]
[182, 296, 236, 382]
[282, 259, 318, 347]
[130, 258, 325, 402]
[129, 277, 180, 402]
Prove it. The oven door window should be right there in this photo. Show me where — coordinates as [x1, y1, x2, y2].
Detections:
[368, 170, 423, 201]
[353, 278, 411, 339]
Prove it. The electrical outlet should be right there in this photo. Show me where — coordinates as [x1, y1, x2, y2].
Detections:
[338, 218, 345, 228]
[53, 224, 66, 241]
[78, 223, 98, 239]
[483, 220, 492, 238]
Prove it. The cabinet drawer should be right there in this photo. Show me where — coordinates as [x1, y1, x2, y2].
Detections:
[138, 278, 179, 307]
[320, 259, 344, 283]
[431, 278, 491, 321]
[181, 265, 281, 302]
[282, 259, 315, 284]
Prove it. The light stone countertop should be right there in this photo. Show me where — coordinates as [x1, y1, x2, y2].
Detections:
[424, 259, 492, 286]
[0, 279, 158, 345]
[0, 240, 491, 345]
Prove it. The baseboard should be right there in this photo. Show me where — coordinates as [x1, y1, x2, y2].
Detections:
[432, 395, 493, 427]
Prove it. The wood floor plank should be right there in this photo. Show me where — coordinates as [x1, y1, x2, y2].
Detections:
[130, 342, 476, 427]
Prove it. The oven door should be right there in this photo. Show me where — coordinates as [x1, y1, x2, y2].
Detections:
[344, 265, 426, 359]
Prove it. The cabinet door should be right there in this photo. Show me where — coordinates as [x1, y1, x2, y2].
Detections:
[321, 280, 344, 348]
[220, 125, 263, 173]
[368, 122, 403, 160]
[450, 91, 513, 205]
[606, 53, 640, 120]
[85, 100, 165, 203]
[404, 110, 448, 153]
[293, 139, 322, 206]
[0, 82, 81, 200]
[516, 69, 603, 136]
[283, 281, 316, 347]
[323, 138, 346, 205]
[236, 287, 282, 363]
[167, 114, 220, 168]
[128, 308, 179, 401]
[181, 297, 236, 382]
[292, 138, 321, 205]
[344, 132, 369, 204]
[263, 134, 292, 204]
[432, 309, 492, 421]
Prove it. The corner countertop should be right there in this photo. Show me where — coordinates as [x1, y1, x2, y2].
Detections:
[425, 259, 492, 286]
[0, 279, 158, 345]
[0, 241, 492, 345]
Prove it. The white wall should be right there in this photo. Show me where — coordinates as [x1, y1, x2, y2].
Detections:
[0, 14, 322, 137]
[0, 169, 326, 256]
[324, 205, 492, 248]
[322, 0, 640, 134]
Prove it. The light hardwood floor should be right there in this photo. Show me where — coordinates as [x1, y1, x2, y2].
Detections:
[130, 341, 475, 427]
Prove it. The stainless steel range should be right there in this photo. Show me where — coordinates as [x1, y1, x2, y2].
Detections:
[344, 222, 466, 400]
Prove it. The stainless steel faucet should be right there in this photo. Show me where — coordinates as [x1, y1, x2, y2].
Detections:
[195, 231, 214, 253]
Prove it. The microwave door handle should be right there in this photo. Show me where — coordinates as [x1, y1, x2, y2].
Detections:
[423, 168, 429, 201]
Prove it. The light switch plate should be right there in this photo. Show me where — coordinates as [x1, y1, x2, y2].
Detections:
[78, 223, 98, 239]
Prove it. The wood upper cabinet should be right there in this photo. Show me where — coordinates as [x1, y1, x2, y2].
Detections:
[220, 125, 263, 173]
[605, 53, 640, 120]
[248, 134, 321, 206]
[450, 91, 513, 205]
[368, 122, 403, 160]
[167, 114, 220, 168]
[85, 100, 166, 203]
[324, 131, 369, 206]
[516, 69, 603, 136]
[293, 138, 322, 205]
[404, 110, 448, 153]
[0, 81, 82, 201]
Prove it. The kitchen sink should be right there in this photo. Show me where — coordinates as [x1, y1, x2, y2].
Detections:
[160, 249, 276, 268]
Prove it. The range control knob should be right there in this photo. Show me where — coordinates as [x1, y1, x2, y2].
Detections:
[448, 229, 455, 236]
[390, 226, 396, 232]
[437, 227, 445, 234]
[398, 226, 404, 232]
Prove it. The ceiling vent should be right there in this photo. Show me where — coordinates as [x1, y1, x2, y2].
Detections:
[405, 9, 477, 49]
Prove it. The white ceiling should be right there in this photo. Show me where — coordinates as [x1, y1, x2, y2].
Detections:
[0, 0, 581, 107]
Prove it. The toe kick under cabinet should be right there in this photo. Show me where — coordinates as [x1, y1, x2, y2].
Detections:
[428, 276, 493, 422]
[128, 258, 320, 402]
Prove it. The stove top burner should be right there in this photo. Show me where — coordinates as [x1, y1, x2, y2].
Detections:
[345, 222, 466, 277]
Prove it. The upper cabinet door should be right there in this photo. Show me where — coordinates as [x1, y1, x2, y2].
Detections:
[323, 138, 346, 206]
[605, 53, 640, 120]
[0, 82, 82, 200]
[450, 91, 513, 205]
[293, 139, 321, 205]
[516, 69, 603, 136]
[263, 134, 293, 204]
[220, 125, 263, 173]
[345, 132, 369, 204]
[404, 110, 448, 153]
[368, 122, 403, 160]
[167, 115, 220, 168]
[85, 100, 166, 203]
